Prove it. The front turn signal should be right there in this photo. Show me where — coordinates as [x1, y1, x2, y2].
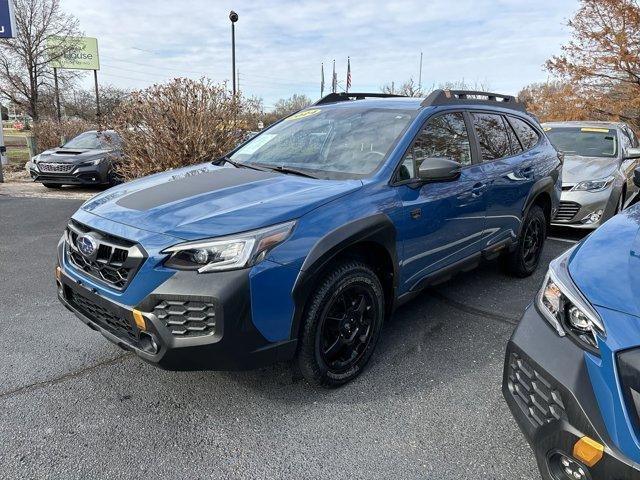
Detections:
[132, 309, 146, 331]
[573, 436, 604, 467]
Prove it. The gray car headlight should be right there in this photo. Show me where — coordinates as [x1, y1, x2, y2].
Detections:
[78, 158, 104, 167]
[572, 176, 614, 192]
[162, 220, 296, 273]
[537, 247, 604, 352]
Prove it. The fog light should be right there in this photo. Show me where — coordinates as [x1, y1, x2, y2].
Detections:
[581, 210, 603, 225]
[139, 332, 159, 354]
[549, 452, 591, 480]
[573, 436, 604, 467]
[560, 455, 587, 479]
[55, 266, 62, 282]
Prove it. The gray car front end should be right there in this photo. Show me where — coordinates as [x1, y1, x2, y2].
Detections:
[28, 130, 121, 187]
[543, 121, 640, 229]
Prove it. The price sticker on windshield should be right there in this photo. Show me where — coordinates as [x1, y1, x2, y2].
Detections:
[287, 108, 321, 121]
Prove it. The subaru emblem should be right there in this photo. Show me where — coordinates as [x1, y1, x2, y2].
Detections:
[77, 234, 98, 257]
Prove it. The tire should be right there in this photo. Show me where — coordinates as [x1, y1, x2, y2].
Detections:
[42, 183, 62, 189]
[504, 205, 547, 278]
[296, 260, 385, 387]
[107, 169, 123, 187]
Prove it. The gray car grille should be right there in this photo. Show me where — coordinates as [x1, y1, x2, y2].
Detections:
[38, 162, 75, 173]
[65, 220, 146, 291]
[553, 201, 581, 222]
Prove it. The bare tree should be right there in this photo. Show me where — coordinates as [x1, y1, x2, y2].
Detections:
[0, 0, 80, 121]
[381, 78, 424, 97]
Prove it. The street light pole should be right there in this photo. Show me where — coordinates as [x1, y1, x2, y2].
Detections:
[229, 11, 238, 95]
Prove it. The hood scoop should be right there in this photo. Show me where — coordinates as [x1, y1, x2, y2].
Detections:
[54, 150, 84, 155]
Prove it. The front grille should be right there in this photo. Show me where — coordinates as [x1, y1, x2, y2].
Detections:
[38, 162, 74, 173]
[554, 201, 581, 222]
[65, 220, 146, 291]
[506, 351, 567, 426]
[67, 289, 138, 343]
[153, 299, 217, 336]
[617, 348, 640, 436]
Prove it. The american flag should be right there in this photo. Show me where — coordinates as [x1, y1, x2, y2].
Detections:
[346, 57, 352, 92]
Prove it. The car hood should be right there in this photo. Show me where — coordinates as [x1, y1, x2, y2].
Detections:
[569, 205, 640, 318]
[80, 163, 363, 240]
[38, 147, 113, 163]
[562, 155, 619, 184]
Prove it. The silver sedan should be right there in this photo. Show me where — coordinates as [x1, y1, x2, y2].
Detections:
[543, 121, 640, 229]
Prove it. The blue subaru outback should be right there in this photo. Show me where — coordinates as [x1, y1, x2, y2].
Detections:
[503, 195, 640, 477]
[56, 90, 561, 386]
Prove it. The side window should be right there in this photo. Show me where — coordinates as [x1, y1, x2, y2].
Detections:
[509, 116, 540, 150]
[506, 121, 523, 155]
[398, 112, 472, 181]
[472, 113, 511, 161]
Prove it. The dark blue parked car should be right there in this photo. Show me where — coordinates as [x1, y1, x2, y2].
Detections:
[503, 198, 640, 478]
[56, 90, 561, 386]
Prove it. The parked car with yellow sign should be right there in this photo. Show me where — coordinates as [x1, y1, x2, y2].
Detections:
[543, 121, 640, 229]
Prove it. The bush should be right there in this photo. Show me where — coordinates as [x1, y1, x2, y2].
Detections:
[111, 78, 262, 180]
[32, 118, 95, 153]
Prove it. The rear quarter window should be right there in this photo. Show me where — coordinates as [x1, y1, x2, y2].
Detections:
[508, 116, 540, 150]
[471, 112, 511, 161]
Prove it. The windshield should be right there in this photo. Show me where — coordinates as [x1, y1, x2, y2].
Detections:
[63, 132, 119, 150]
[544, 127, 618, 158]
[230, 107, 416, 179]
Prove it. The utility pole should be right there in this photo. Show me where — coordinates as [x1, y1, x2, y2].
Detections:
[229, 11, 239, 95]
[418, 52, 423, 91]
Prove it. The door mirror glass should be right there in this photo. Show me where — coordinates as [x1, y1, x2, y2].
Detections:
[418, 157, 462, 181]
[626, 147, 640, 160]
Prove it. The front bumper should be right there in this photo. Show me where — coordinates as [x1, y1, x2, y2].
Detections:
[503, 304, 640, 479]
[56, 263, 297, 371]
[29, 160, 111, 185]
[551, 187, 618, 229]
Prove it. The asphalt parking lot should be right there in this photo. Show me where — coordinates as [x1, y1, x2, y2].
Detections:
[0, 194, 582, 480]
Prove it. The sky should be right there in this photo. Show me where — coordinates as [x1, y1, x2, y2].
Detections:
[63, 0, 579, 110]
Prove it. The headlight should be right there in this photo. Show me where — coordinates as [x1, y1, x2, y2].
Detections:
[78, 158, 104, 167]
[537, 247, 604, 352]
[31, 154, 40, 170]
[572, 176, 614, 192]
[162, 220, 296, 273]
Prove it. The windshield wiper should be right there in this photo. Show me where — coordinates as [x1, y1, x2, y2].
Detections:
[213, 156, 269, 172]
[254, 163, 319, 179]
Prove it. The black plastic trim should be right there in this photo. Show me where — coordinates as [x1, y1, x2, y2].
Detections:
[290, 214, 398, 339]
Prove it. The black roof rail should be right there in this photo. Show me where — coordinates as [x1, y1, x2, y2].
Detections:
[421, 89, 525, 112]
[314, 92, 407, 106]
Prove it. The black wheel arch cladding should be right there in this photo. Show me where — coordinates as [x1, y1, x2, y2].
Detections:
[290, 213, 398, 340]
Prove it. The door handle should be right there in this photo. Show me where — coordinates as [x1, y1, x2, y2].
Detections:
[518, 166, 534, 178]
[471, 182, 487, 197]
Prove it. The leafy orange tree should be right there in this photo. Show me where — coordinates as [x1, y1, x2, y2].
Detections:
[545, 0, 640, 129]
[518, 81, 595, 122]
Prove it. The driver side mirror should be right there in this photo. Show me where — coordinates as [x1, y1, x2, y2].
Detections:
[626, 147, 640, 160]
[418, 157, 462, 182]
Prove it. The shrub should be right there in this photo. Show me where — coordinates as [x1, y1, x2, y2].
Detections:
[111, 78, 262, 180]
[32, 118, 95, 153]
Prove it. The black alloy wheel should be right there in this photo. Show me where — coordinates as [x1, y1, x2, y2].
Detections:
[504, 205, 547, 277]
[297, 261, 385, 387]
